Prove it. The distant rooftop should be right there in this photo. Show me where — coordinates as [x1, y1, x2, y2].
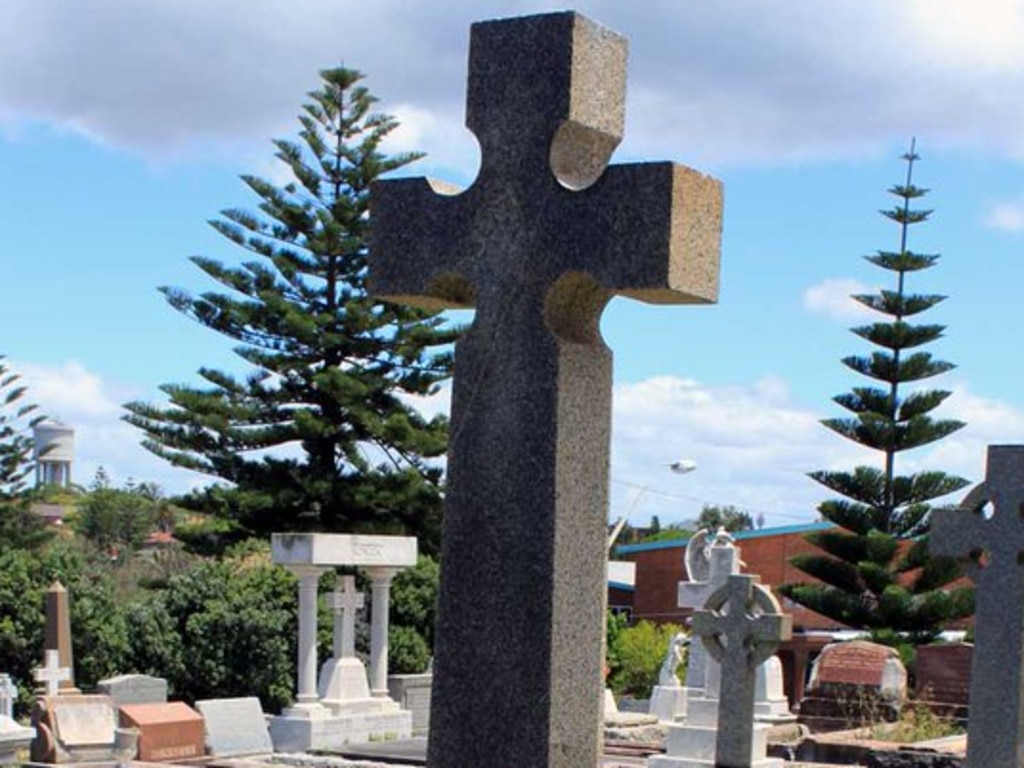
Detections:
[614, 520, 835, 555]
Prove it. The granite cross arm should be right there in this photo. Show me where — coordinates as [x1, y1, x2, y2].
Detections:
[930, 444, 1024, 768]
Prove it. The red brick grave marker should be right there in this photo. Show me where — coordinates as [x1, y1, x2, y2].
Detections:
[119, 702, 204, 762]
[797, 640, 907, 732]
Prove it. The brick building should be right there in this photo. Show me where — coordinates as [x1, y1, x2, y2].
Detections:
[614, 522, 843, 630]
[614, 522, 843, 704]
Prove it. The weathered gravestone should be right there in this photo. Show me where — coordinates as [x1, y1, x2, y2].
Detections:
[931, 444, 1024, 768]
[119, 702, 204, 762]
[678, 530, 739, 706]
[30, 694, 137, 763]
[97, 673, 168, 707]
[0, 674, 34, 764]
[652, 574, 790, 768]
[195, 697, 273, 757]
[797, 640, 907, 732]
[915, 642, 972, 718]
[369, 12, 722, 768]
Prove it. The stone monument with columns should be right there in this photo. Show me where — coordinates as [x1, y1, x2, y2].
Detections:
[268, 533, 416, 751]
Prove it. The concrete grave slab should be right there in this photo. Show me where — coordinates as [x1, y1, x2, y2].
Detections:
[98, 673, 168, 706]
[195, 697, 272, 757]
[30, 694, 137, 763]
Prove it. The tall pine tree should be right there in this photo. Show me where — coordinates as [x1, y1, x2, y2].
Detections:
[124, 68, 457, 550]
[778, 143, 973, 641]
[0, 356, 52, 551]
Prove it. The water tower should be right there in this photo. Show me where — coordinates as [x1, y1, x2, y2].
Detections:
[33, 419, 75, 488]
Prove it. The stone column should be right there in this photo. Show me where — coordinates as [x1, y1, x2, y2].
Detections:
[366, 567, 398, 698]
[288, 565, 327, 710]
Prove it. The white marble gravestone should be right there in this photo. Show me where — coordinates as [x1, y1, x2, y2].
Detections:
[269, 533, 416, 751]
[651, 575, 790, 768]
[0, 674, 33, 764]
[649, 632, 689, 723]
[195, 697, 273, 756]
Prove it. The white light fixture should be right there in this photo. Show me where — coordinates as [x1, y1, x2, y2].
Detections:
[669, 459, 697, 475]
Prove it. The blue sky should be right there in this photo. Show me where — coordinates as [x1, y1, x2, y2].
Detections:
[3, 0, 1024, 528]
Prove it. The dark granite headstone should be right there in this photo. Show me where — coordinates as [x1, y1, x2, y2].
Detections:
[369, 11, 722, 768]
[931, 445, 1024, 768]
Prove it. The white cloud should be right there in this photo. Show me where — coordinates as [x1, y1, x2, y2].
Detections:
[3, 1, 1024, 167]
[15, 359, 209, 494]
[802, 278, 877, 322]
[984, 199, 1024, 233]
[610, 375, 1024, 530]
[11, 360, 1023, 527]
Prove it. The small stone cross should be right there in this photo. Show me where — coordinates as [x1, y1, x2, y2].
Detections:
[34, 649, 71, 698]
[370, 12, 722, 768]
[692, 574, 791, 768]
[930, 445, 1024, 768]
[326, 575, 364, 659]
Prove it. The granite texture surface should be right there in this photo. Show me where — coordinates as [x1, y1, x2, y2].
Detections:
[930, 445, 1024, 768]
[369, 10, 722, 768]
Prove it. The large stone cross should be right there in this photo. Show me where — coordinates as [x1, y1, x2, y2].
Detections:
[930, 445, 1024, 768]
[327, 575, 364, 660]
[692, 575, 791, 768]
[370, 12, 722, 768]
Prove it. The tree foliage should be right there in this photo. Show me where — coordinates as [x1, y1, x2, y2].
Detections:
[606, 619, 684, 698]
[778, 144, 973, 641]
[0, 357, 52, 551]
[123, 67, 457, 552]
[692, 504, 754, 534]
[0, 542, 128, 716]
[123, 541, 297, 712]
[74, 470, 160, 559]
[386, 554, 438, 673]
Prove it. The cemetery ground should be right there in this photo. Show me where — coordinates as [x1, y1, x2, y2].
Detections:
[0, 511, 977, 768]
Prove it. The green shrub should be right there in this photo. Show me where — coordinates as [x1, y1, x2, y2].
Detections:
[607, 620, 684, 698]
[389, 625, 431, 674]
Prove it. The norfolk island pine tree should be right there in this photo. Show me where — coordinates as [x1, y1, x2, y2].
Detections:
[124, 68, 459, 553]
[778, 142, 973, 642]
